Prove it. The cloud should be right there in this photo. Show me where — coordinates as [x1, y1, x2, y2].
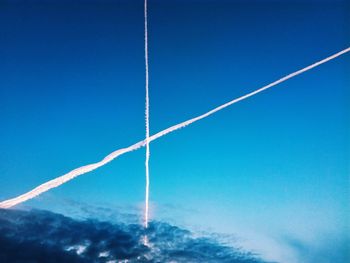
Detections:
[0, 209, 268, 263]
[283, 235, 349, 263]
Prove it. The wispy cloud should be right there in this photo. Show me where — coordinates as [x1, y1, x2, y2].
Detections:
[282, 234, 349, 263]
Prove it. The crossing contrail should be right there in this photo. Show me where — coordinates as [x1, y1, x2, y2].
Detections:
[144, 0, 151, 229]
[0, 47, 349, 209]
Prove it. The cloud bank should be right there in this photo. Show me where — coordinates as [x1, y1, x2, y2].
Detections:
[0, 209, 268, 263]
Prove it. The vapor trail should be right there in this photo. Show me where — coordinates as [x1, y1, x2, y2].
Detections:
[144, 0, 151, 229]
[0, 47, 349, 209]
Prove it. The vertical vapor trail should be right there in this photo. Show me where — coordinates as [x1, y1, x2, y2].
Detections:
[0, 47, 349, 209]
[144, 0, 150, 229]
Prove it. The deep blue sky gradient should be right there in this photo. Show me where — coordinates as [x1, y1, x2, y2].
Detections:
[0, 1, 349, 261]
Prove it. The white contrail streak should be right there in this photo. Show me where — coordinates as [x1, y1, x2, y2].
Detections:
[144, 0, 150, 228]
[0, 47, 349, 209]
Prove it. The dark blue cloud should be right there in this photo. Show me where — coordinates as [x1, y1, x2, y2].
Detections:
[0, 209, 268, 263]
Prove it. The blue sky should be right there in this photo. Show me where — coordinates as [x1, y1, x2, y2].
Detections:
[0, 1, 349, 262]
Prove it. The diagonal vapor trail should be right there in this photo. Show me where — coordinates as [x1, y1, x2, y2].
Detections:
[0, 47, 349, 209]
